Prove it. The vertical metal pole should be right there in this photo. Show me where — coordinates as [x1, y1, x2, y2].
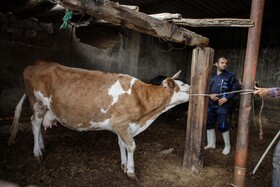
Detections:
[233, 0, 266, 186]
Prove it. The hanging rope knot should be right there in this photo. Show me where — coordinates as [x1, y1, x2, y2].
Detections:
[168, 23, 178, 40]
[239, 89, 255, 95]
[59, 9, 73, 29]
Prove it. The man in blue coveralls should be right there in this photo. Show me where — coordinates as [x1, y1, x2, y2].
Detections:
[204, 56, 238, 155]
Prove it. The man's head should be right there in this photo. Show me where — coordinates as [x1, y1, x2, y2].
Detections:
[215, 57, 228, 71]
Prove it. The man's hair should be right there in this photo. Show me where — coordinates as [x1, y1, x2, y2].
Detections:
[215, 56, 228, 64]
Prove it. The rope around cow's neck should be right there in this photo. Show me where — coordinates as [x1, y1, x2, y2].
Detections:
[189, 89, 254, 97]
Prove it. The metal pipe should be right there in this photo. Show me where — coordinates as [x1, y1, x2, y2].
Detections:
[253, 130, 280, 174]
[233, 0, 266, 186]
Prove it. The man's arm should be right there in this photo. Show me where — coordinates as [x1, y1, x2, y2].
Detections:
[267, 87, 280, 97]
[254, 86, 280, 98]
[225, 73, 238, 100]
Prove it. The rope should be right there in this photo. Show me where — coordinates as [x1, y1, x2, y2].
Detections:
[252, 96, 257, 127]
[168, 23, 178, 40]
[189, 89, 254, 97]
[258, 97, 264, 140]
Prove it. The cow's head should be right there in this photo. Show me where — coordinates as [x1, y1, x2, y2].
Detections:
[162, 70, 190, 105]
[162, 70, 189, 91]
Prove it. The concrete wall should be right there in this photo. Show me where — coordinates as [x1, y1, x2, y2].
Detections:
[0, 15, 193, 118]
[1, 14, 279, 118]
[214, 47, 280, 87]
[215, 47, 280, 110]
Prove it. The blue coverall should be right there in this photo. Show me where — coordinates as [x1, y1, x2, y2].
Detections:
[207, 70, 238, 132]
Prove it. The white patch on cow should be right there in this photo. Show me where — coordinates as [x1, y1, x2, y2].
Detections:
[129, 119, 155, 137]
[101, 108, 108, 113]
[77, 119, 112, 131]
[101, 78, 137, 113]
[127, 78, 137, 95]
[42, 110, 57, 130]
[109, 80, 125, 105]
[34, 90, 52, 109]
[174, 81, 190, 104]
[164, 80, 190, 111]
[174, 80, 190, 93]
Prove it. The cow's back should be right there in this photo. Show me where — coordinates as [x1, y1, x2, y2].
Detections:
[23, 61, 137, 129]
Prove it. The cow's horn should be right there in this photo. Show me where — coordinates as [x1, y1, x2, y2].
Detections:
[172, 70, 181, 79]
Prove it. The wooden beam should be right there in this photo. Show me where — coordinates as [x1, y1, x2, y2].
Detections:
[173, 18, 254, 28]
[183, 47, 214, 174]
[58, 0, 209, 47]
[120, 5, 139, 12]
[94, 12, 179, 26]
[149, 13, 182, 20]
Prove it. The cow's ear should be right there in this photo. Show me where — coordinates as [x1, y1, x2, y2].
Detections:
[172, 70, 181, 79]
[166, 79, 175, 89]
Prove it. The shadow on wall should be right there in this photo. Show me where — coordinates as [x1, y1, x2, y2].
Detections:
[75, 24, 122, 49]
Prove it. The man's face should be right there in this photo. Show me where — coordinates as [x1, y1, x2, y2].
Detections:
[216, 57, 228, 71]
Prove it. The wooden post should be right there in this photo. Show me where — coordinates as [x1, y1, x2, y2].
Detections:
[183, 47, 214, 174]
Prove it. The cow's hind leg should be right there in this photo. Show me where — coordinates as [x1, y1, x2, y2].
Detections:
[38, 127, 45, 151]
[31, 102, 47, 160]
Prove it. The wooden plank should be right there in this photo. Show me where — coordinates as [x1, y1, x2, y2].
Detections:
[58, 0, 209, 47]
[120, 5, 139, 11]
[149, 13, 182, 20]
[183, 47, 214, 174]
[173, 18, 254, 28]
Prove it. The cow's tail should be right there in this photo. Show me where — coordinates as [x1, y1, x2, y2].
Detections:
[8, 94, 27, 145]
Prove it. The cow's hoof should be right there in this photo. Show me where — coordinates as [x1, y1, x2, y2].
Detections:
[41, 148, 46, 152]
[35, 155, 43, 162]
[127, 172, 137, 180]
[121, 164, 127, 173]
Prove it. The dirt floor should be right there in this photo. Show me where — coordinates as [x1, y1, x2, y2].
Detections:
[0, 108, 279, 187]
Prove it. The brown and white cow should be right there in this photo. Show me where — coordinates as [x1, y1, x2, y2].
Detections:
[9, 61, 190, 179]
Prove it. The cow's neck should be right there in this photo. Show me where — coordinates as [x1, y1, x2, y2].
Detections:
[134, 82, 173, 114]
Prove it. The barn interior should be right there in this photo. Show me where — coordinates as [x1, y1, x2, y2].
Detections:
[0, 0, 280, 186]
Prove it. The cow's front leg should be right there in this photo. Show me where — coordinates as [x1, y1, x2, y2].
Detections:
[125, 139, 136, 179]
[118, 135, 127, 172]
[115, 127, 137, 179]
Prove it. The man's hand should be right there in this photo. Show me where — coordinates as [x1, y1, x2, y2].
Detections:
[210, 94, 219, 101]
[218, 97, 228, 105]
[254, 85, 268, 97]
